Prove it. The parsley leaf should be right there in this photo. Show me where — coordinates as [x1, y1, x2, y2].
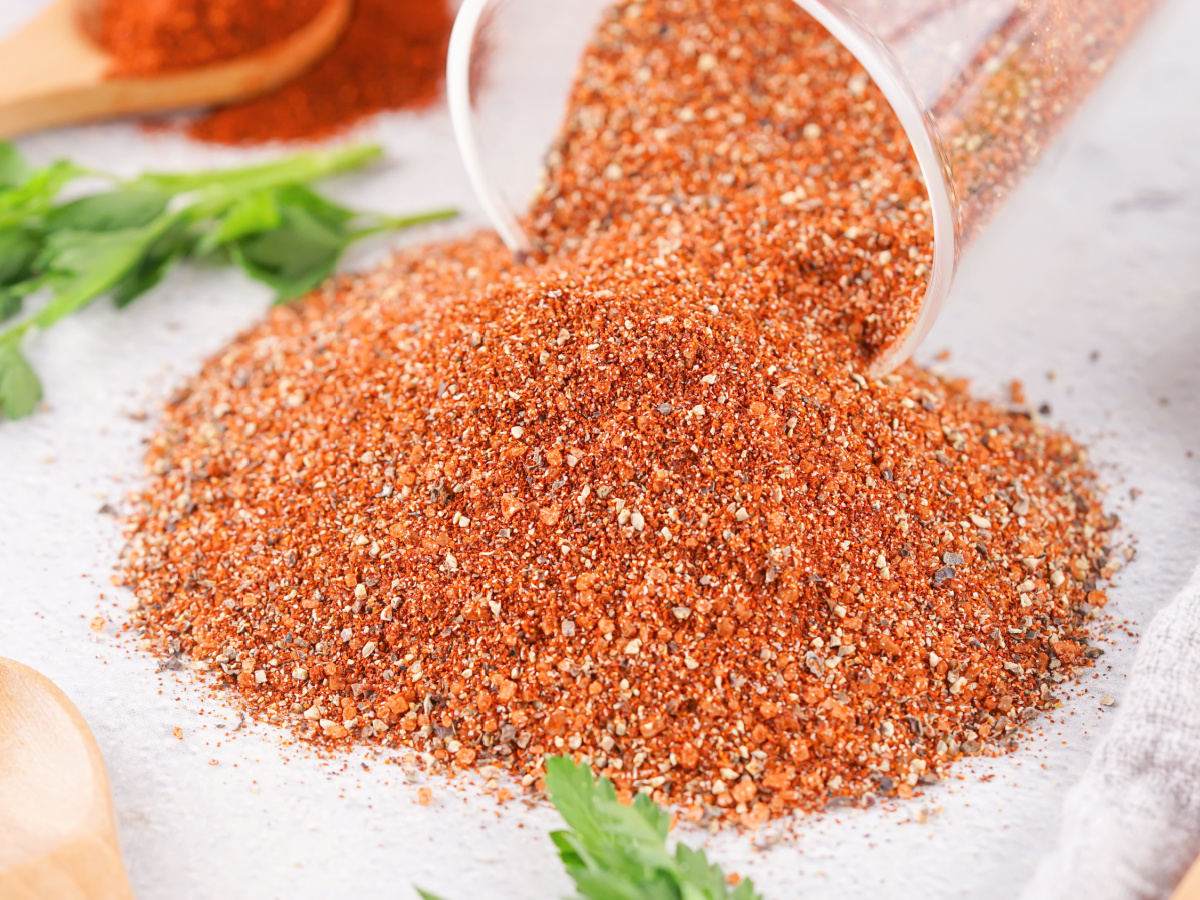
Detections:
[0, 227, 39, 285]
[0, 158, 89, 230]
[546, 756, 760, 900]
[0, 142, 30, 190]
[229, 200, 351, 302]
[44, 188, 170, 232]
[416, 757, 764, 900]
[111, 217, 199, 309]
[0, 227, 42, 321]
[32, 222, 169, 329]
[195, 191, 280, 256]
[0, 339, 42, 419]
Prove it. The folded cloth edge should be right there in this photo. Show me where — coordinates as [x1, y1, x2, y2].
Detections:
[1023, 560, 1200, 900]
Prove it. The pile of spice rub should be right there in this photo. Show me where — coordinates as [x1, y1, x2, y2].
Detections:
[119, 0, 1119, 826]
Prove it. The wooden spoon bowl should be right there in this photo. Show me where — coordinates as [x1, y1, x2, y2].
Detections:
[0, 657, 134, 900]
[0, 0, 352, 139]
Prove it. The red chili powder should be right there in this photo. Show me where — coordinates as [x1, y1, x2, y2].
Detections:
[119, 0, 1121, 828]
[86, 0, 327, 76]
[183, 0, 454, 145]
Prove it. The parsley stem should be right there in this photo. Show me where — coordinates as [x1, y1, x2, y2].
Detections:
[136, 144, 384, 198]
[349, 207, 460, 241]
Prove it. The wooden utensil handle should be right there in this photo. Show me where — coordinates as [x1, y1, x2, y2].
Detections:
[1171, 853, 1200, 900]
[0, 833, 135, 900]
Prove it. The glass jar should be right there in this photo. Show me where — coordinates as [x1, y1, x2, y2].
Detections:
[447, 0, 1163, 372]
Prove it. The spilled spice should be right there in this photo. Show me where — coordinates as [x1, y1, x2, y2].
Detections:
[183, 0, 454, 145]
[119, 0, 1120, 828]
[86, 0, 327, 76]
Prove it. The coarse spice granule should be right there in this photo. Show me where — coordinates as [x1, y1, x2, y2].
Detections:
[85, 0, 327, 77]
[181, 0, 454, 146]
[119, 0, 1122, 828]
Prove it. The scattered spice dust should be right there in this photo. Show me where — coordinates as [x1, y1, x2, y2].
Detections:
[119, 0, 1121, 828]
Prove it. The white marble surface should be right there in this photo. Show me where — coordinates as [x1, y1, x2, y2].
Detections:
[2, 2, 1200, 898]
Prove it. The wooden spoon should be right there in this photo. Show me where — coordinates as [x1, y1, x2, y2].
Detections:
[0, 0, 351, 139]
[1172, 853, 1200, 900]
[0, 657, 135, 900]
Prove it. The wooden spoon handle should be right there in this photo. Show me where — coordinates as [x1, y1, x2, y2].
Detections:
[1172, 853, 1200, 900]
[0, 833, 135, 900]
[0, 0, 108, 123]
[0, 658, 136, 899]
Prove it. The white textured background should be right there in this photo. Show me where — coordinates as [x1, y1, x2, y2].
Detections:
[1, 1, 1199, 898]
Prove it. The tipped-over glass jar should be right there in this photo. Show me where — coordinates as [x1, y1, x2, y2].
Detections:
[448, 0, 1163, 373]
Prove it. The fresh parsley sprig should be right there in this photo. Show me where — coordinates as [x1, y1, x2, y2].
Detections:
[418, 756, 764, 900]
[0, 141, 455, 421]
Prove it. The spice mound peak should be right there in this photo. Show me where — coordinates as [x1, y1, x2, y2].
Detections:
[120, 234, 1117, 827]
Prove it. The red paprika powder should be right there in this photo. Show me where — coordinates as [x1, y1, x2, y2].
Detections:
[87, 0, 454, 146]
[186, 0, 454, 145]
[86, 0, 327, 76]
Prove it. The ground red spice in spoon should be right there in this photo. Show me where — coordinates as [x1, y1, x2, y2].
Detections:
[87, 0, 454, 146]
[119, 0, 1120, 828]
[86, 0, 327, 76]
[185, 0, 453, 146]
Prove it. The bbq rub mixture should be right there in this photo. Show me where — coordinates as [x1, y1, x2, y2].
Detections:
[119, 0, 1118, 828]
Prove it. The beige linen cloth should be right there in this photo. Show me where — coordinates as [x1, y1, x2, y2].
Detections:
[1024, 562, 1200, 899]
